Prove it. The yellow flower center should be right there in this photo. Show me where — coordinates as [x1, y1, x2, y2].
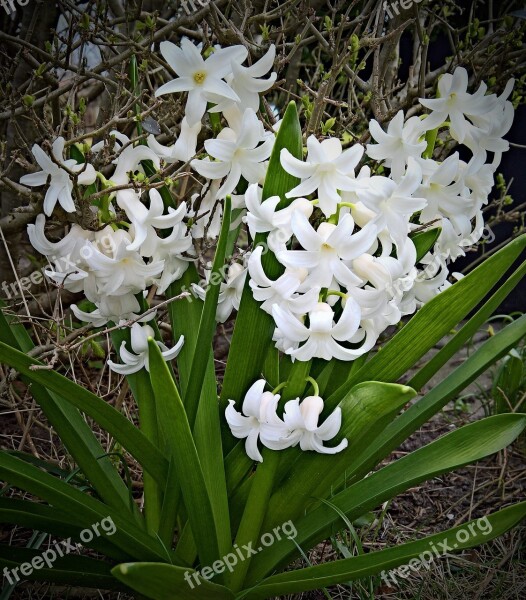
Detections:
[193, 71, 206, 85]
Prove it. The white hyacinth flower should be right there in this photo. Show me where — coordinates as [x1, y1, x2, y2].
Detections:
[82, 228, 164, 297]
[281, 136, 364, 217]
[209, 45, 277, 113]
[358, 158, 427, 247]
[155, 38, 247, 126]
[193, 262, 247, 323]
[147, 117, 202, 163]
[191, 108, 274, 198]
[225, 379, 288, 462]
[126, 189, 187, 256]
[272, 300, 373, 361]
[366, 110, 427, 181]
[243, 183, 313, 250]
[276, 211, 377, 289]
[248, 245, 320, 315]
[281, 395, 348, 454]
[419, 67, 498, 143]
[20, 137, 97, 216]
[108, 323, 184, 375]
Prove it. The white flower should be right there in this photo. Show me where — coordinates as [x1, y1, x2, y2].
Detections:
[126, 189, 187, 256]
[108, 323, 184, 375]
[27, 213, 92, 260]
[82, 228, 164, 297]
[147, 117, 202, 163]
[272, 300, 374, 361]
[151, 223, 194, 294]
[225, 379, 288, 462]
[91, 130, 131, 157]
[191, 108, 274, 198]
[417, 153, 471, 233]
[92, 293, 144, 325]
[107, 143, 161, 225]
[20, 137, 97, 216]
[193, 262, 247, 323]
[248, 245, 320, 315]
[243, 183, 313, 249]
[209, 45, 277, 113]
[366, 110, 427, 181]
[155, 38, 247, 126]
[281, 136, 364, 217]
[276, 211, 377, 289]
[71, 300, 154, 328]
[464, 99, 514, 167]
[419, 67, 498, 143]
[281, 395, 348, 454]
[358, 158, 426, 246]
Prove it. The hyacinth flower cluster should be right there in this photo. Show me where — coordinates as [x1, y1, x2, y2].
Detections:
[19, 35, 515, 459]
[225, 379, 347, 462]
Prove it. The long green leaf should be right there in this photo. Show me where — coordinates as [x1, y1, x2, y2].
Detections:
[0, 452, 169, 562]
[185, 195, 231, 429]
[345, 314, 526, 486]
[157, 205, 232, 560]
[0, 498, 129, 561]
[112, 562, 235, 599]
[243, 501, 526, 598]
[409, 260, 526, 390]
[0, 341, 168, 484]
[0, 548, 121, 590]
[247, 413, 526, 581]
[148, 341, 220, 570]
[0, 310, 135, 516]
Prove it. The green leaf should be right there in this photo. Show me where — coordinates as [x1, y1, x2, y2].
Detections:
[264, 383, 416, 532]
[0, 341, 168, 485]
[148, 341, 220, 569]
[0, 548, 122, 590]
[0, 452, 168, 562]
[112, 562, 235, 600]
[169, 201, 232, 559]
[242, 501, 526, 598]
[185, 195, 231, 430]
[410, 227, 441, 262]
[493, 349, 524, 412]
[0, 310, 135, 517]
[247, 413, 526, 581]
[409, 259, 526, 390]
[326, 235, 526, 410]
[348, 314, 526, 486]
[0, 498, 129, 561]
[219, 101, 303, 437]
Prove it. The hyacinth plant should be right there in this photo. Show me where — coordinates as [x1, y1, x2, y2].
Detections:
[0, 37, 525, 599]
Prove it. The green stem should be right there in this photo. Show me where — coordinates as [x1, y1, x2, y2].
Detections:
[423, 127, 439, 159]
[305, 376, 319, 397]
[226, 449, 281, 592]
[127, 372, 162, 535]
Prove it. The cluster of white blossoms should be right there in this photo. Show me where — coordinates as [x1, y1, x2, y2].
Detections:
[242, 66, 515, 362]
[225, 379, 347, 462]
[19, 32, 513, 384]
